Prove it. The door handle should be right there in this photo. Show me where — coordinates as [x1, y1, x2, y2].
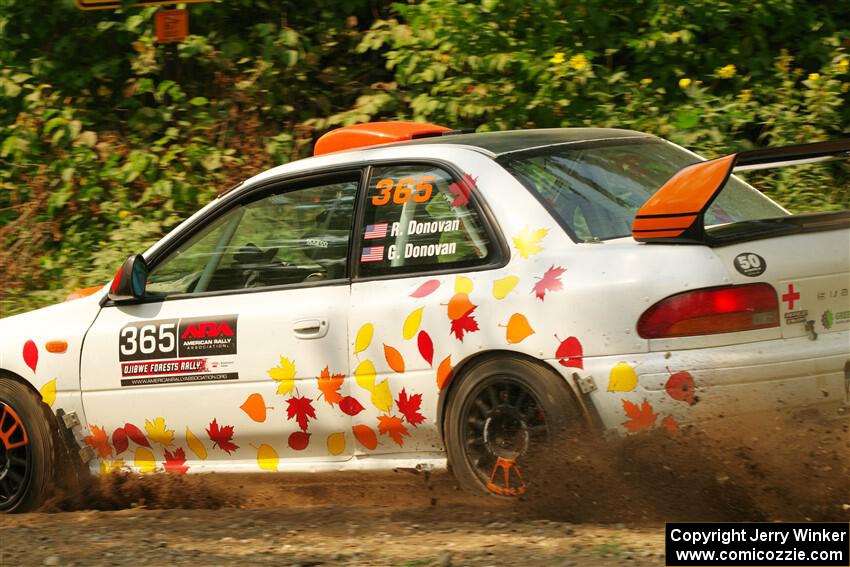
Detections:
[292, 318, 329, 340]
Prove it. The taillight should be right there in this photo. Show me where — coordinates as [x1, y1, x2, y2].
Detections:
[637, 283, 779, 339]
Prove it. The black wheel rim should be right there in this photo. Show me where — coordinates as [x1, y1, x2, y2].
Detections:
[460, 375, 549, 496]
[0, 401, 31, 510]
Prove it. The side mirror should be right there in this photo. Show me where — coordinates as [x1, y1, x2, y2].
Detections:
[108, 254, 149, 303]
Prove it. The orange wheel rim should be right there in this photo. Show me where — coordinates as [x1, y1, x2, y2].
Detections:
[486, 457, 527, 497]
[0, 404, 28, 450]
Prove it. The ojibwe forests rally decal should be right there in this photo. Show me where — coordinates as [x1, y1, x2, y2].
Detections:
[118, 315, 238, 387]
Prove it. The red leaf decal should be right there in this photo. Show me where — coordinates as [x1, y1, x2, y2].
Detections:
[123, 423, 150, 448]
[338, 396, 365, 416]
[396, 388, 425, 426]
[112, 427, 129, 455]
[206, 418, 239, 454]
[664, 371, 697, 405]
[555, 335, 584, 369]
[450, 306, 479, 341]
[410, 279, 441, 298]
[417, 330, 434, 366]
[447, 173, 477, 208]
[22, 340, 38, 373]
[661, 415, 680, 434]
[286, 395, 316, 432]
[532, 265, 566, 301]
[288, 430, 310, 451]
[163, 447, 188, 474]
[377, 415, 410, 447]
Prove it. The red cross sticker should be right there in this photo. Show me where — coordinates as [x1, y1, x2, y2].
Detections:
[781, 283, 800, 310]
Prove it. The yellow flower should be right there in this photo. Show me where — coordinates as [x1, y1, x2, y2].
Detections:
[738, 89, 752, 102]
[440, 54, 450, 62]
[568, 53, 589, 71]
[550, 52, 565, 65]
[838, 59, 849, 72]
[669, 31, 680, 40]
[678, 77, 692, 88]
[718, 64, 737, 79]
[640, 78, 653, 86]
[808, 72, 820, 81]
[118, 210, 131, 219]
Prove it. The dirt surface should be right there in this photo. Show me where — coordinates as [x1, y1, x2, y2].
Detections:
[1, 412, 847, 567]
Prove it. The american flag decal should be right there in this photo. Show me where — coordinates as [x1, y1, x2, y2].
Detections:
[364, 223, 388, 239]
[360, 246, 385, 263]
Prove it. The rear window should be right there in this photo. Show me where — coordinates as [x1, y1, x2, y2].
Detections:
[498, 138, 786, 241]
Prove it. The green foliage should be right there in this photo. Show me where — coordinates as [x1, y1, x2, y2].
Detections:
[1, 0, 848, 316]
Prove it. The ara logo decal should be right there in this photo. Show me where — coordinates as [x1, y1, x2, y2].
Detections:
[733, 252, 766, 277]
[178, 315, 238, 356]
[180, 321, 235, 339]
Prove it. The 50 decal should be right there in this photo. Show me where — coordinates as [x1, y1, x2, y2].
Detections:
[119, 319, 179, 361]
[371, 176, 436, 206]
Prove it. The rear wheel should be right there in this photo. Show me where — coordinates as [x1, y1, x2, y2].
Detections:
[0, 379, 56, 512]
[444, 357, 581, 497]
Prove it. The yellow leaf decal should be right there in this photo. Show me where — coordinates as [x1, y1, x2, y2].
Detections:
[402, 307, 424, 340]
[257, 443, 279, 471]
[327, 432, 345, 456]
[186, 426, 207, 460]
[354, 359, 376, 392]
[492, 276, 520, 300]
[39, 378, 57, 408]
[608, 362, 638, 392]
[354, 323, 373, 355]
[504, 313, 535, 344]
[513, 227, 549, 259]
[99, 458, 125, 476]
[134, 447, 156, 473]
[383, 344, 406, 373]
[371, 379, 393, 412]
[268, 356, 296, 395]
[144, 417, 174, 446]
[454, 275, 474, 294]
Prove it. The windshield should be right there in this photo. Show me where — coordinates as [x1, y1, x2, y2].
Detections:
[498, 138, 787, 241]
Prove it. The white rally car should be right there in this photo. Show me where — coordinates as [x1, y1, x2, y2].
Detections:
[1, 123, 848, 512]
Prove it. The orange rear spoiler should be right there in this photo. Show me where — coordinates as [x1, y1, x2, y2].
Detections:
[632, 139, 850, 244]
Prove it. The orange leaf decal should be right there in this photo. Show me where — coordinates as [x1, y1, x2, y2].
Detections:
[240, 393, 270, 422]
[378, 415, 410, 447]
[317, 366, 344, 406]
[410, 279, 440, 298]
[396, 388, 425, 426]
[447, 293, 474, 321]
[207, 418, 239, 454]
[532, 265, 566, 301]
[383, 344, 405, 373]
[163, 447, 188, 474]
[436, 355, 453, 390]
[417, 330, 434, 366]
[504, 313, 534, 344]
[352, 424, 378, 450]
[84, 425, 112, 458]
[661, 415, 679, 434]
[286, 396, 316, 432]
[622, 400, 658, 433]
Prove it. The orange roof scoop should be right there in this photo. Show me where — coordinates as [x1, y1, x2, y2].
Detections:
[314, 121, 451, 156]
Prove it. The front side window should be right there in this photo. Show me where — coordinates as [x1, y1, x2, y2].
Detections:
[146, 177, 358, 297]
[357, 164, 497, 277]
[499, 139, 786, 241]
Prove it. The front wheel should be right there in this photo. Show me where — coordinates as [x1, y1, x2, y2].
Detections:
[0, 378, 57, 512]
[443, 357, 581, 497]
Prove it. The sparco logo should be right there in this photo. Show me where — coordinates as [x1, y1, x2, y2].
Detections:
[180, 321, 235, 339]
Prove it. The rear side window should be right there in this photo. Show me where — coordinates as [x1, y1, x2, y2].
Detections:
[499, 139, 786, 241]
[357, 164, 497, 277]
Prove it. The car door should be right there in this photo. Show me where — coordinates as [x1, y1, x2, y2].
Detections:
[347, 162, 506, 457]
[80, 172, 360, 472]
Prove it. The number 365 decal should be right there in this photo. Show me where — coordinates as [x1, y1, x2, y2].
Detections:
[371, 176, 436, 206]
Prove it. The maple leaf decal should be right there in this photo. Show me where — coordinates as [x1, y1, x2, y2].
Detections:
[622, 399, 658, 433]
[145, 417, 175, 447]
[206, 418, 239, 454]
[287, 395, 317, 432]
[513, 227, 549, 259]
[447, 173, 477, 208]
[268, 355, 296, 395]
[84, 425, 113, 458]
[377, 415, 410, 447]
[163, 447, 189, 474]
[450, 306, 480, 341]
[317, 366, 344, 406]
[532, 265, 566, 300]
[396, 388, 425, 426]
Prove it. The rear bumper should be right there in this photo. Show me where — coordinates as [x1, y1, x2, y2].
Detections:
[579, 331, 850, 431]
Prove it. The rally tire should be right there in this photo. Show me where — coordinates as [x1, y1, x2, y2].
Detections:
[444, 356, 581, 497]
[0, 378, 56, 513]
